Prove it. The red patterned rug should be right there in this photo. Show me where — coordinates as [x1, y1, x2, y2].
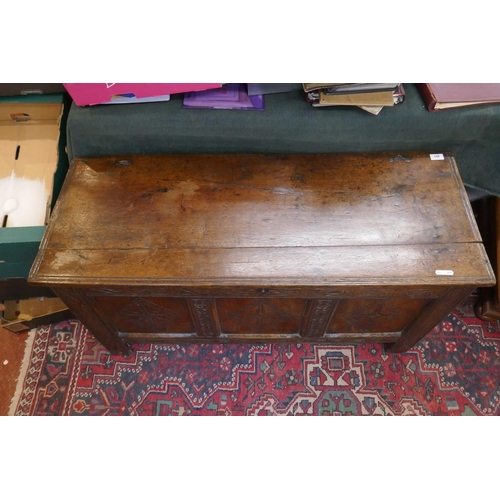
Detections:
[9, 293, 500, 415]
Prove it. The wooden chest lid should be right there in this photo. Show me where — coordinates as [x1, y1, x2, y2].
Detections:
[29, 152, 495, 287]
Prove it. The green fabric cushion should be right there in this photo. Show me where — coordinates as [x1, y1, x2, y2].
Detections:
[66, 83, 500, 196]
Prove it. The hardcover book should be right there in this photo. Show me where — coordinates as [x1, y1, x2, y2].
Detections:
[303, 83, 399, 94]
[418, 83, 500, 111]
[247, 83, 293, 96]
[309, 84, 405, 108]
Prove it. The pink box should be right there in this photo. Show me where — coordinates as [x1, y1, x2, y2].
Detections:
[63, 83, 223, 106]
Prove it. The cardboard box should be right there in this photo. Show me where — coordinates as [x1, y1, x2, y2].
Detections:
[0, 93, 69, 283]
[1, 296, 71, 333]
[64, 83, 223, 106]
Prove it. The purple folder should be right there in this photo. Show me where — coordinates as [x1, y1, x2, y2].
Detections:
[183, 84, 264, 110]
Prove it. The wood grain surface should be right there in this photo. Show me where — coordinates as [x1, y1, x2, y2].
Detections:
[31, 152, 490, 286]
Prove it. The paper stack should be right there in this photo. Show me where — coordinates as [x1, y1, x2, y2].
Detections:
[303, 83, 406, 115]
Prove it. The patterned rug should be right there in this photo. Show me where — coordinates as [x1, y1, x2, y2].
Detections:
[9, 293, 500, 416]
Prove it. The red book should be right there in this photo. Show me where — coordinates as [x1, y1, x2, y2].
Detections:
[418, 83, 500, 111]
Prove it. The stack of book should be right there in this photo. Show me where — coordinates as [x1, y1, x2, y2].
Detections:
[303, 83, 406, 115]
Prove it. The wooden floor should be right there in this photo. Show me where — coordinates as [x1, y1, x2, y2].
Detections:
[0, 326, 29, 415]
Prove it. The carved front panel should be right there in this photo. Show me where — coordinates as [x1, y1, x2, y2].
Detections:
[93, 296, 195, 334]
[327, 298, 430, 334]
[216, 298, 306, 335]
[188, 299, 219, 337]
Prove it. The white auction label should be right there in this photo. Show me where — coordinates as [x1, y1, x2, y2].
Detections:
[435, 270, 454, 275]
[430, 154, 445, 160]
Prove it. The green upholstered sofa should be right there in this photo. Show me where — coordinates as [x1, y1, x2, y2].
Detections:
[66, 83, 500, 198]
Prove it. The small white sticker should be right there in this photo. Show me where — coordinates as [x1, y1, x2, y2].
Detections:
[435, 270, 454, 275]
[430, 153, 445, 160]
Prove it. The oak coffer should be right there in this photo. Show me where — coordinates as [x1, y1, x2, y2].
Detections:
[28, 152, 495, 355]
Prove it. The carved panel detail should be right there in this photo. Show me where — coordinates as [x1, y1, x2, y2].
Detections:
[189, 299, 218, 337]
[327, 298, 429, 334]
[117, 298, 182, 332]
[302, 300, 337, 338]
[217, 299, 305, 334]
[229, 301, 289, 332]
